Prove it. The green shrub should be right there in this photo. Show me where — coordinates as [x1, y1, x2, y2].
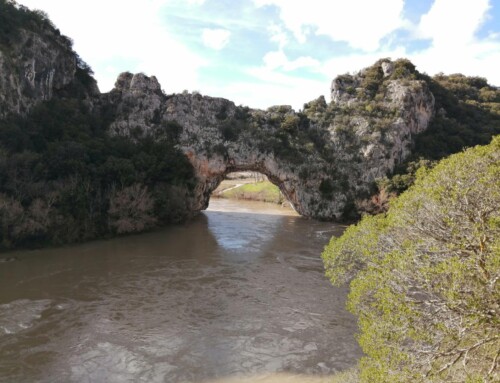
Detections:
[392, 58, 416, 79]
[281, 115, 300, 131]
[323, 137, 500, 382]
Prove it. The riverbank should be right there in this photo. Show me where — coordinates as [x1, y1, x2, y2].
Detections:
[207, 198, 298, 216]
[206, 368, 358, 382]
[212, 172, 287, 205]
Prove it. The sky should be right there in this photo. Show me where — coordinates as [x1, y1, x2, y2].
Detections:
[16, 0, 500, 110]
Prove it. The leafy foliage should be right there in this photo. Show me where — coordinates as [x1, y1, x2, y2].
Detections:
[0, 96, 195, 248]
[0, 0, 60, 47]
[108, 183, 156, 234]
[414, 73, 500, 160]
[322, 137, 500, 382]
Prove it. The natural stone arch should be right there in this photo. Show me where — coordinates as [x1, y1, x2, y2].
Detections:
[189, 159, 303, 214]
[107, 60, 435, 221]
[172, 98, 342, 219]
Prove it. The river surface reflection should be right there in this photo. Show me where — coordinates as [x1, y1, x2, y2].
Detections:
[0, 199, 361, 382]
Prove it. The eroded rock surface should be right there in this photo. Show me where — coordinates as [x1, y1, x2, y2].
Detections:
[107, 59, 435, 220]
[0, 28, 79, 117]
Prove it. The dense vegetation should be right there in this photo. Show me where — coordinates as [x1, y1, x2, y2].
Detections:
[0, 96, 195, 249]
[416, 73, 500, 159]
[381, 61, 500, 195]
[322, 137, 500, 382]
[0, 0, 58, 47]
[384, 70, 500, 195]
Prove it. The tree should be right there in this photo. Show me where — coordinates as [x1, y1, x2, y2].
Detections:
[108, 183, 156, 234]
[322, 136, 500, 382]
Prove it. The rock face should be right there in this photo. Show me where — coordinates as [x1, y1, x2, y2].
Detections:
[106, 59, 435, 220]
[327, 62, 435, 188]
[381, 61, 394, 77]
[107, 72, 166, 137]
[0, 28, 78, 117]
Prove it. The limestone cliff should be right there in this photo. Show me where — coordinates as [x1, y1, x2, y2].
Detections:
[0, 4, 86, 117]
[326, 59, 435, 190]
[107, 59, 435, 220]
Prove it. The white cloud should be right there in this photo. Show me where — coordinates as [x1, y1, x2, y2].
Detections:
[201, 28, 231, 50]
[268, 23, 288, 49]
[253, 0, 499, 89]
[411, 42, 500, 84]
[254, 0, 406, 51]
[416, 0, 491, 47]
[263, 51, 320, 71]
[409, 0, 500, 84]
[203, 72, 327, 110]
[14, 0, 500, 111]
[17, 0, 207, 93]
[215, 48, 323, 109]
[295, 0, 500, 91]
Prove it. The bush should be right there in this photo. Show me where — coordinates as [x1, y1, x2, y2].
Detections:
[323, 137, 500, 382]
[281, 115, 300, 131]
[392, 58, 416, 79]
[108, 184, 156, 234]
[319, 179, 334, 197]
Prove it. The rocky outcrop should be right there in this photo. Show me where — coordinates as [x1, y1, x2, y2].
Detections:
[327, 62, 435, 187]
[107, 59, 435, 220]
[166, 96, 339, 217]
[107, 79, 339, 218]
[0, 28, 78, 117]
[381, 61, 394, 77]
[107, 72, 166, 137]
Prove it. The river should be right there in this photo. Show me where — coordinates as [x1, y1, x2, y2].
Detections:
[0, 199, 361, 382]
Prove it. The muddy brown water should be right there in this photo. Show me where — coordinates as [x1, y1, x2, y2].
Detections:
[0, 199, 361, 382]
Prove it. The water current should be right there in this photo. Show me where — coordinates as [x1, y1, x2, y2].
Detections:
[0, 199, 361, 382]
